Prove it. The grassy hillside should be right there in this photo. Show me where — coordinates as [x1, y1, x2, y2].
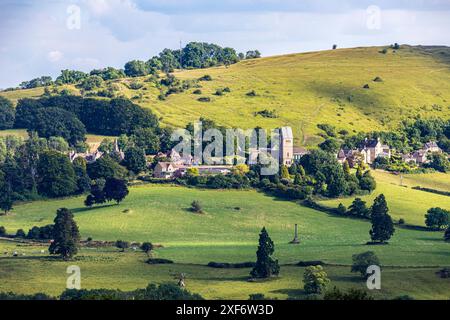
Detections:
[0, 185, 448, 267]
[0, 184, 449, 299]
[2, 45, 450, 146]
[320, 170, 450, 227]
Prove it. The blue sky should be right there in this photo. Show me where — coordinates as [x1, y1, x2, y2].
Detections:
[1, 0, 450, 88]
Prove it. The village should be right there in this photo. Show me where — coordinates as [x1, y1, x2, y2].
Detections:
[67, 126, 444, 179]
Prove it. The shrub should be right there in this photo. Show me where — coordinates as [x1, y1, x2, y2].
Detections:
[324, 287, 373, 300]
[198, 75, 212, 81]
[15, 229, 26, 238]
[192, 89, 202, 95]
[246, 90, 257, 97]
[129, 82, 144, 90]
[115, 240, 130, 252]
[303, 265, 330, 295]
[190, 200, 203, 213]
[197, 97, 211, 102]
[0, 226, 6, 236]
[398, 218, 405, 225]
[336, 203, 347, 215]
[373, 76, 383, 82]
[351, 251, 380, 278]
[363, 84, 370, 89]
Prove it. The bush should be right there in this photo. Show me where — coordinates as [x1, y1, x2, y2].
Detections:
[246, 90, 257, 97]
[324, 287, 373, 300]
[198, 75, 212, 81]
[351, 251, 380, 278]
[373, 76, 383, 82]
[115, 240, 130, 252]
[303, 265, 330, 295]
[0, 226, 6, 236]
[197, 97, 211, 102]
[190, 200, 203, 213]
[192, 89, 202, 95]
[15, 229, 26, 238]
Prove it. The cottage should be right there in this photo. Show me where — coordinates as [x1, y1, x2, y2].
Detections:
[360, 138, 391, 164]
[153, 162, 185, 179]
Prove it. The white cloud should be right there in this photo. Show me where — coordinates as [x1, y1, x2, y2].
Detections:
[47, 50, 63, 62]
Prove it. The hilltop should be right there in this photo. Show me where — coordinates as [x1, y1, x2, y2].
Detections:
[2, 45, 450, 146]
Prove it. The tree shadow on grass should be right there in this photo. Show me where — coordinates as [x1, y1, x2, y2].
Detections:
[71, 204, 116, 214]
[271, 288, 306, 299]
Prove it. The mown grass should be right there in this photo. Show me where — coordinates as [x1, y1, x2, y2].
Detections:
[2, 46, 450, 146]
[320, 171, 450, 227]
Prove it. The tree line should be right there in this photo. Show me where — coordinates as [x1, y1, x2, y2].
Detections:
[7, 42, 261, 90]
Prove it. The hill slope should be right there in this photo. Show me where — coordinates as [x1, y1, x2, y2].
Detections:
[2, 45, 450, 146]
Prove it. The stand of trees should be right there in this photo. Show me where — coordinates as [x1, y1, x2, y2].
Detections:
[15, 96, 160, 137]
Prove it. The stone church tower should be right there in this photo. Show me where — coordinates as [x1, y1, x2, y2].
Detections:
[280, 127, 294, 167]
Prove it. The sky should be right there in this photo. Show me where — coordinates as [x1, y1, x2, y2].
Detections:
[1, 0, 450, 89]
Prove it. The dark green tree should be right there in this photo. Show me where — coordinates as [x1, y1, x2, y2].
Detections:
[348, 198, 370, 218]
[445, 226, 450, 242]
[425, 207, 449, 230]
[250, 227, 280, 278]
[104, 178, 129, 204]
[37, 150, 77, 197]
[49, 208, 80, 260]
[123, 146, 147, 174]
[87, 156, 128, 180]
[115, 240, 130, 252]
[0, 96, 15, 130]
[140, 242, 154, 257]
[351, 251, 380, 278]
[369, 194, 395, 243]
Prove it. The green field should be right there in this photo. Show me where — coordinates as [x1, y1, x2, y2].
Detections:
[320, 170, 450, 227]
[0, 185, 449, 299]
[2, 46, 450, 146]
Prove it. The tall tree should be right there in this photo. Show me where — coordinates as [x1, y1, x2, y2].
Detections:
[0, 96, 15, 130]
[122, 146, 147, 174]
[369, 194, 395, 243]
[49, 208, 80, 260]
[104, 178, 129, 204]
[250, 227, 280, 278]
[37, 150, 77, 198]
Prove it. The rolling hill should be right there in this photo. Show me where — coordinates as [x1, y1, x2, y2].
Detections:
[1, 45, 450, 146]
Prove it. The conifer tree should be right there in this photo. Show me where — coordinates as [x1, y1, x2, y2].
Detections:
[49, 208, 80, 260]
[250, 227, 280, 278]
[369, 194, 395, 243]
